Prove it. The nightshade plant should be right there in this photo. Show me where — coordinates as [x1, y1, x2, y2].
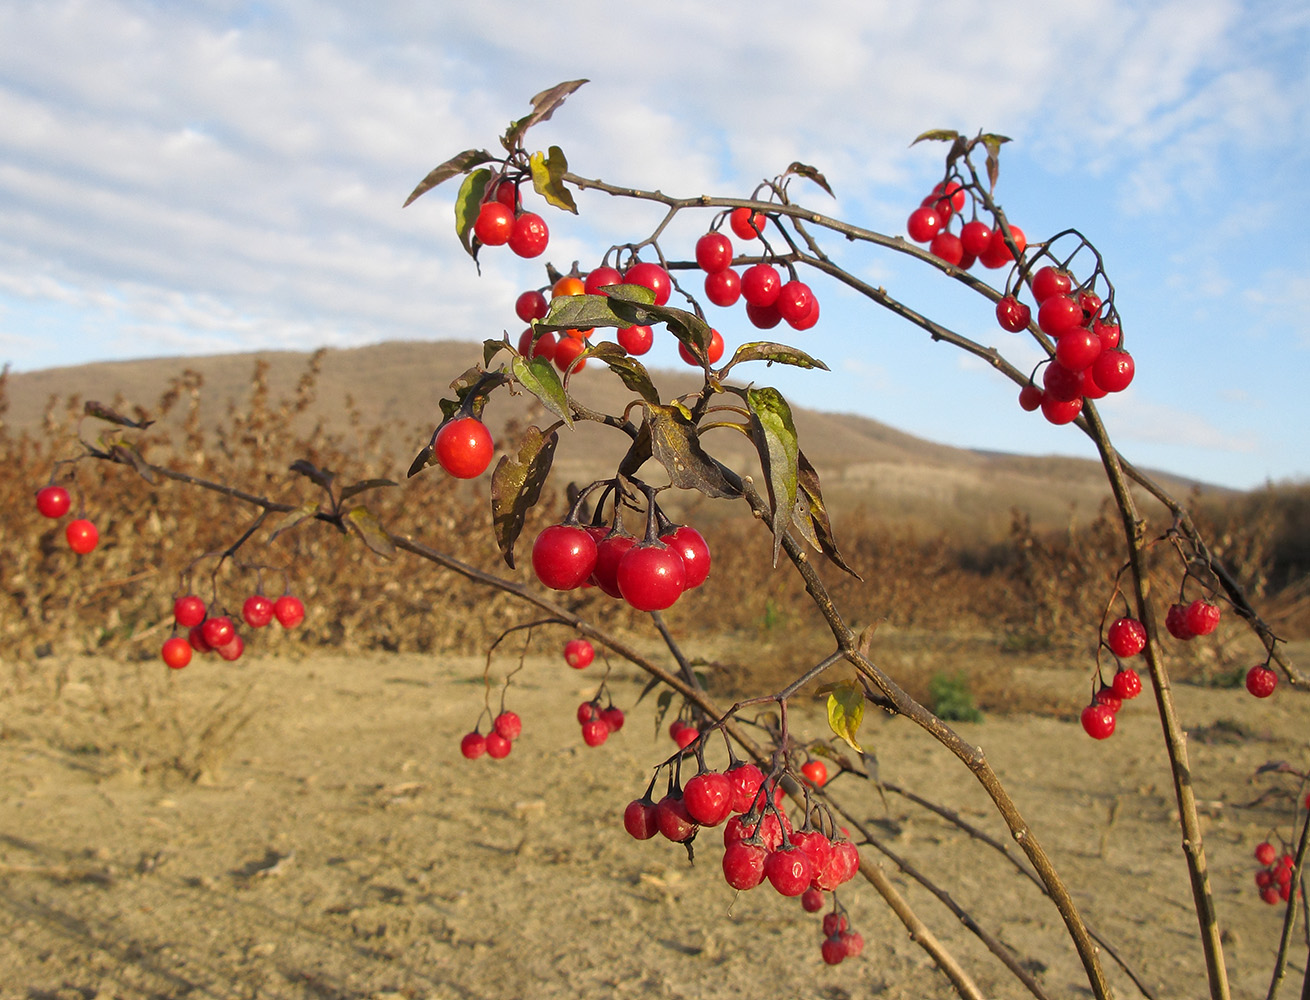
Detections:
[40, 80, 1308, 1000]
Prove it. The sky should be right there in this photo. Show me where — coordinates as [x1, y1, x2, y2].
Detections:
[1, 0, 1307, 491]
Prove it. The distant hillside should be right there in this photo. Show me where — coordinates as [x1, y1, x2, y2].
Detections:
[1, 341, 1224, 539]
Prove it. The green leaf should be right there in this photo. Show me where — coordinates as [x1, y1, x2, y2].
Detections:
[723, 341, 829, 372]
[490, 426, 558, 568]
[403, 149, 496, 208]
[270, 499, 319, 542]
[502, 79, 589, 150]
[454, 168, 492, 258]
[511, 354, 573, 428]
[645, 403, 740, 499]
[529, 145, 578, 213]
[588, 342, 660, 404]
[911, 129, 960, 146]
[345, 505, 396, 558]
[783, 161, 834, 197]
[747, 387, 800, 567]
[827, 681, 865, 753]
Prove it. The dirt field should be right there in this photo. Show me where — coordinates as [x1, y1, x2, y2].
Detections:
[2, 643, 1307, 1000]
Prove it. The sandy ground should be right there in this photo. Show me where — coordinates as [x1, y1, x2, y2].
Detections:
[1, 645, 1308, 1000]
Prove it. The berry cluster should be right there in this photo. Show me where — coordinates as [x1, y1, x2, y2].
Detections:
[1080, 615, 1147, 739]
[696, 208, 820, 335]
[163, 591, 304, 668]
[669, 719, 701, 749]
[624, 753, 864, 964]
[906, 181, 1024, 272]
[577, 698, 625, 747]
[461, 709, 523, 760]
[1163, 599, 1221, 642]
[1253, 841, 1299, 905]
[531, 518, 711, 614]
[1002, 265, 1135, 425]
[35, 484, 99, 555]
[473, 181, 549, 259]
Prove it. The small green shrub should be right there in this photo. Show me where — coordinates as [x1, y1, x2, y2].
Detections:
[929, 671, 982, 722]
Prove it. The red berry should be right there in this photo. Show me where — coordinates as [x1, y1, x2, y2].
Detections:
[929, 180, 966, 214]
[1246, 665, 1278, 698]
[906, 206, 942, 243]
[1093, 350, 1135, 393]
[1094, 319, 1121, 351]
[659, 526, 711, 589]
[473, 202, 514, 246]
[564, 638, 594, 669]
[1040, 395, 1083, 426]
[1080, 703, 1116, 740]
[815, 839, 861, 890]
[995, 296, 1031, 333]
[801, 887, 824, 912]
[1184, 600, 1221, 636]
[655, 793, 697, 842]
[434, 417, 494, 479]
[65, 519, 99, 554]
[729, 206, 766, 240]
[581, 718, 609, 747]
[1255, 841, 1278, 866]
[841, 930, 865, 958]
[508, 212, 549, 258]
[960, 220, 993, 257]
[1107, 617, 1147, 658]
[484, 731, 512, 759]
[1031, 266, 1073, 304]
[787, 295, 820, 331]
[1095, 686, 1122, 714]
[623, 799, 658, 840]
[774, 280, 814, 323]
[617, 325, 653, 355]
[764, 847, 814, 897]
[577, 701, 598, 724]
[695, 232, 734, 273]
[1112, 668, 1142, 701]
[600, 706, 625, 732]
[741, 264, 781, 308]
[623, 261, 672, 306]
[493, 181, 519, 210]
[790, 829, 834, 876]
[678, 328, 725, 367]
[671, 722, 699, 749]
[683, 771, 734, 827]
[531, 524, 599, 591]
[929, 231, 964, 266]
[744, 301, 782, 329]
[36, 485, 71, 518]
[174, 594, 207, 628]
[1042, 362, 1084, 403]
[1038, 294, 1084, 337]
[273, 594, 305, 628]
[722, 841, 767, 890]
[1165, 603, 1194, 640]
[617, 543, 686, 611]
[161, 636, 192, 670]
[590, 533, 637, 598]
[493, 711, 522, 741]
[460, 731, 486, 759]
[726, 762, 766, 813]
[188, 624, 213, 654]
[1055, 329, 1103, 371]
[980, 225, 1026, 268]
[553, 335, 587, 373]
[800, 760, 828, 787]
[704, 268, 741, 307]
[518, 328, 558, 362]
[1018, 384, 1044, 412]
[1260, 885, 1281, 905]
[241, 594, 274, 628]
[201, 615, 235, 649]
[822, 912, 848, 937]
[515, 289, 548, 322]
[216, 634, 244, 662]
[584, 266, 623, 296]
[1078, 291, 1103, 321]
[820, 936, 846, 966]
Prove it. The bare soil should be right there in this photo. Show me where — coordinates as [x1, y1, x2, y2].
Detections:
[1, 644, 1307, 1000]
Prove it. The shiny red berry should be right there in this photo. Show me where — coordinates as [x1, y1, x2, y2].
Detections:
[36, 485, 71, 518]
[531, 524, 599, 591]
[434, 417, 494, 479]
[460, 731, 486, 759]
[65, 519, 99, 554]
[563, 638, 594, 669]
[174, 594, 207, 628]
[695, 232, 734, 273]
[1246, 665, 1278, 698]
[508, 212, 549, 258]
[161, 637, 192, 670]
[1112, 668, 1143, 701]
[1106, 617, 1147, 658]
[273, 594, 305, 628]
[617, 543, 687, 611]
[473, 202, 514, 246]
[1080, 703, 1116, 739]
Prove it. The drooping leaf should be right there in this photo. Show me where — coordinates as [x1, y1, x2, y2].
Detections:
[107, 441, 156, 482]
[484, 338, 510, 367]
[289, 460, 335, 491]
[746, 387, 800, 566]
[84, 401, 154, 429]
[826, 681, 865, 753]
[529, 145, 578, 213]
[502, 79, 589, 150]
[269, 499, 320, 542]
[588, 342, 659, 404]
[911, 129, 960, 146]
[345, 505, 396, 558]
[511, 354, 573, 428]
[784, 162, 834, 197]
[723, 341, 829, 372]
[795, 450, 861, 579]
[490, 426, 558, 568]
[981, 134, 1010, 193]
[407, 445, 436, 478]
[403, 148, 496, 208]
[340, 478, 398, 502]
[617, 419, 653, 479]
[645, 404, 740, 499]
[454, 168, 492, 258]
